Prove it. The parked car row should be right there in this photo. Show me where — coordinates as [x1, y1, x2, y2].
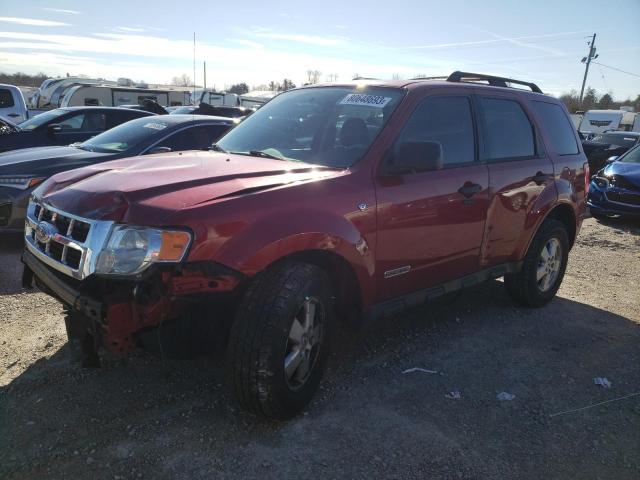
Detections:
[17, 71, 590, 419]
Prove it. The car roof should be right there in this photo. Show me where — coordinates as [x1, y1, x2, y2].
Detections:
[298, 72, 549, 98]
[58, 106, 155, 114]
[161, 114, 236, 124]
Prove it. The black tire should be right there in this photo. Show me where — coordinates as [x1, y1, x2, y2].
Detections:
[63, 309, 100, 367]
[504, 219, 569, 308]
[226, 261, 334, 420]
[590, 210, 607, 220]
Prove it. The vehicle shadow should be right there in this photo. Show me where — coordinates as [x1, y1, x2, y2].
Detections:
[2, 280, 639, 479]
[592, 215, 640, 236]
[0, 232, 31, 295]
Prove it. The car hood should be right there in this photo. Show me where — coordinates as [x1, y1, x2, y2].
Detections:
[36, 151, 345, 223]
[0, 146, 111, 175]
[604, 161, 640, 184]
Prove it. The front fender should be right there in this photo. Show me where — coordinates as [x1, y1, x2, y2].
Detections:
[202, 208, 376, 309]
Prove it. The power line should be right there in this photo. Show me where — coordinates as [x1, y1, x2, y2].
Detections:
[593, 62, 640, 79]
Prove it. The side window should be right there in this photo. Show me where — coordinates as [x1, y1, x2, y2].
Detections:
[155, 131, 186, 151]
[480, 98, 535, 160]
[57, 113, 85, 130]
[393, 95, 475, 169]
[0, 89, 15, 108]
[531, 101, 579, 155]
[56, 112, 106, 132]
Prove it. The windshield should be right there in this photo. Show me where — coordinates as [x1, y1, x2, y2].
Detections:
[591, 133, 638, 148]
[80, 117, 171, 153]
[619, 145, 640, 164]
[216, 86, 404, 167]
[19, 109, 67, 131]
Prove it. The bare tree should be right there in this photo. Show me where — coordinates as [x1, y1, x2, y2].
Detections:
[170, 74, 193, 87]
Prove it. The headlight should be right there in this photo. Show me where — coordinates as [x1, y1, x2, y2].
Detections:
[0, 176, 45, 190]
[592, 176, 610, 189]
[96, 225, 191, 275]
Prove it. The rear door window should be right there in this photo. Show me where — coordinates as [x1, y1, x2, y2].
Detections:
[480, 98, 535, 160]
[57, 112, 107, 132]
[531, 101, 579, 155]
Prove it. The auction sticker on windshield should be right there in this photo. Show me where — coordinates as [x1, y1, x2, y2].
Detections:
[339, 94, 392, 108]
[143, 122, 168, 130]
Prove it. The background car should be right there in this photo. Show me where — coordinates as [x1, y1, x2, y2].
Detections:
[0, 107, 155, 153]
[588, 144, 640, 220]
[582, 131, 640, 173]
[0, 114, 236, 231]
[170, 103, 254, 118]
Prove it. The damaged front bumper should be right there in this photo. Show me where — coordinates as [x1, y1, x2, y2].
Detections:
[23, 249, 244, 354]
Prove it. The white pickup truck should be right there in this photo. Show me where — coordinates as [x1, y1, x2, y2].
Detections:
[0, 84, 30, 123]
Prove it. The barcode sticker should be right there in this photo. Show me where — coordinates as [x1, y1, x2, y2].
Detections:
[339, 94, 391, 108]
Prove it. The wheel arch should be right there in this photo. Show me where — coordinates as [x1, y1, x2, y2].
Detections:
[544, 202, 578, 248]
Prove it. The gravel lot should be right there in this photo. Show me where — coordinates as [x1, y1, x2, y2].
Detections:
[1, 217, 639, 479]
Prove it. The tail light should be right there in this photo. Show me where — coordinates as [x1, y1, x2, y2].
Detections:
[584, 162, 590, 194]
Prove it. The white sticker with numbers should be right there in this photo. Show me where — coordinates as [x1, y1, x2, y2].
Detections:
[339, 93, 392, 108]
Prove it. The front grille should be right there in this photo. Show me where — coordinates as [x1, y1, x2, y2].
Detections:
[607, 191, 640, 206]
[25, 202, 94, 276]
[0, 203, 10, 226]
[610, 175, 640, 192]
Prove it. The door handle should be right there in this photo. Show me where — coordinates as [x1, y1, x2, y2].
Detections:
[532, 171, 549, 185]
[6, 113, 20, 117]
[458, 182, 482, 198]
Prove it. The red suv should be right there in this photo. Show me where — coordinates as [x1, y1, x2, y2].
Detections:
[22, 72, 588, 419]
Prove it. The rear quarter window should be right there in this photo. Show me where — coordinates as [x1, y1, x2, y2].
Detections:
[531, 101, 579, 155]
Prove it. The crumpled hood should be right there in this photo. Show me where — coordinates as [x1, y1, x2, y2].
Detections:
[36, 150, 344, 222]
[604, 161, 640, 186]
[0, 146, 110, 175]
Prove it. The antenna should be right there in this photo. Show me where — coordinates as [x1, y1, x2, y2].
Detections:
[193, 32, 196, 107]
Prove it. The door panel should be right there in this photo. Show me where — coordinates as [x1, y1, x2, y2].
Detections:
[477, 94, 556, 267]
[374, 93, 489, 301]
[376, 165, 489, 300]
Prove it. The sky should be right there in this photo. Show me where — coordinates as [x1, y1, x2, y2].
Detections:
[0, 0, 639, 99]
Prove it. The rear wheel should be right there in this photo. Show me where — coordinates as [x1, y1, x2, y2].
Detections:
[504, 219, 569, 308]
[226, 261, 333, 419]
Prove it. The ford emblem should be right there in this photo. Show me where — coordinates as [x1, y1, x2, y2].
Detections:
[35, 221, 58, 244]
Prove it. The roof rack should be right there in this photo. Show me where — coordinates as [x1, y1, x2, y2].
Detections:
[446, 71, 543, 93]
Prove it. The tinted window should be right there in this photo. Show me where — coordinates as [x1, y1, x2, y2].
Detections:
[0, 89, 15, 108]
[19, 109, 66, 130]
[395, 96, 475, 167]
[531, 101, 579, 155]
[156, 124, 231, 151]
[80, 117, 171, 153]
[480, 98, 535, 160]
[590, 133, 638, 149]
[620, 145, 640, 164]
[57, 112, 106, 132]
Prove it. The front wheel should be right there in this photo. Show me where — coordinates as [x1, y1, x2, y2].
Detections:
[504, 219, 569, 308]
[226, 261, 333, 420]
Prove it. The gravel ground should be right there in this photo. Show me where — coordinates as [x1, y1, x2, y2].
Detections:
[1, 217, 639, 479]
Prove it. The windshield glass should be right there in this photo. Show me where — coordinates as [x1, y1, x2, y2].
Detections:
[619, 145, 640, 164]
[19, 109, 67, 131]
[80, 117, 171, 153]
[170, 106, 196, 115]
[216, 86, 404, 167]
[591, 133, 638, 148]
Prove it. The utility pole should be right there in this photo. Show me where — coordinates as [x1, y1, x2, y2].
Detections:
[579, 33, 598, 103]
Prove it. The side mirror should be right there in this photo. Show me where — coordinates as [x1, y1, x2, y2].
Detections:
[47, 124, 62, 134]
[386, 141, 443, 175]
[146, 146, 172, 155]
[606, 156, 619, 164]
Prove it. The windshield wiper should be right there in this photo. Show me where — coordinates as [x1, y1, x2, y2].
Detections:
[210, 143, 228, 153]
[248, 150, 285, 160]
